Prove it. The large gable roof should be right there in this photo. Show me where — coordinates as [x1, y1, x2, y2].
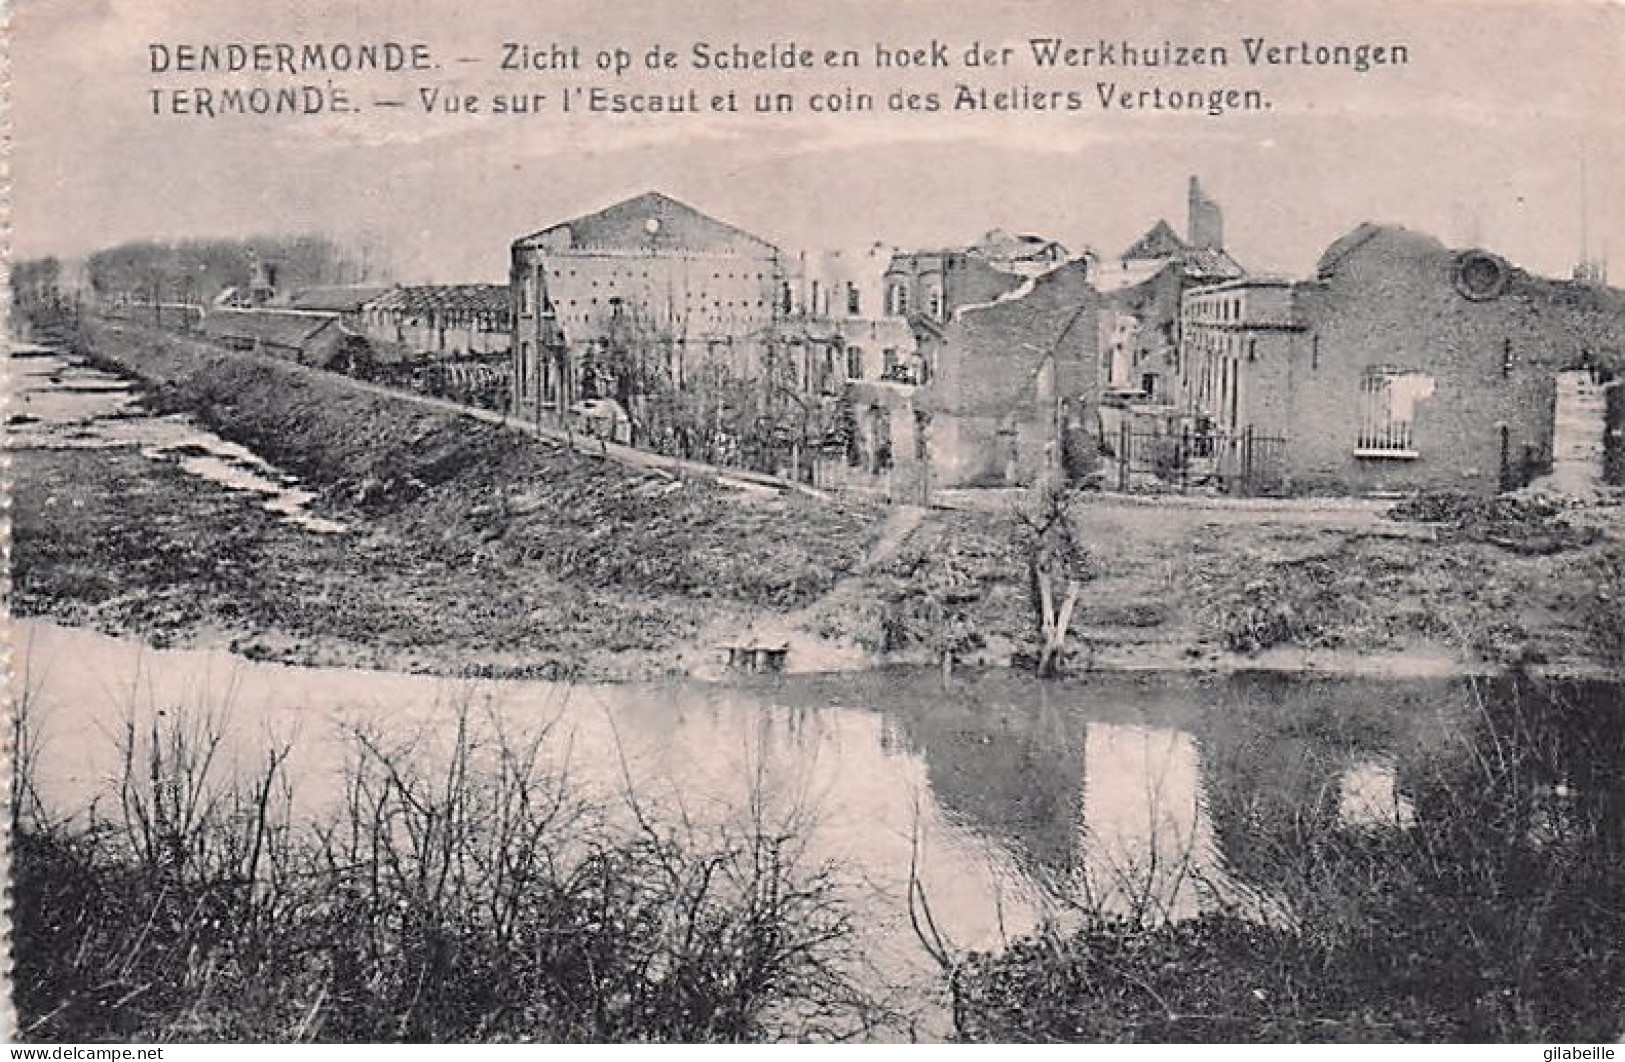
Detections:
[516, 191, 777, 256]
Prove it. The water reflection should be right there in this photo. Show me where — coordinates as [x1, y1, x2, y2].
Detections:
[12, 619, 1625, 1017]
[1078, 722, 1224, 920]
[8, 347, 345, 533]
[1339, 760, 1416, 829]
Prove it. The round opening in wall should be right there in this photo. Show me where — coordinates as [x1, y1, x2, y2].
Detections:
[1454, 250, 1510, 301]
[644, 218, 662, 236]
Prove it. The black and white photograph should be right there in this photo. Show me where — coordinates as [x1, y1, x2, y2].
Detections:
[5, 0, 1625, 1046]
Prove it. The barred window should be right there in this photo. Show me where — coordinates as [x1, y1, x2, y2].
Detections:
[1356, 367, 1434, 457]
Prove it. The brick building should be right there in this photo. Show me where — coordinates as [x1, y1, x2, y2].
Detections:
[1179, 224, 1625, 495]
[1098, 263, 1189, 406]
[916, 259, 1102, 489]
[1092, 177, 1245, 297]
[780, 242, 916, 392]
[1094, 177, 1246, 429]
[882, 227, 1068, 325]
[510, 191, 783, 419]
[1179, 276, 1301, 434]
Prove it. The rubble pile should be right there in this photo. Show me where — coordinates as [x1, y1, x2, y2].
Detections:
[1388, 491, 1602, 555]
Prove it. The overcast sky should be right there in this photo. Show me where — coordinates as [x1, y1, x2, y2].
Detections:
[11, 0, 1623, 284]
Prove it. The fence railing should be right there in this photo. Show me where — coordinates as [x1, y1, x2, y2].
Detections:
[1105, 424, 1285, 496]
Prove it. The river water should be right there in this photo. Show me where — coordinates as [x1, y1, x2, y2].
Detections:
[20, 618, 1598, 1026]
[8, 343, 344, 533]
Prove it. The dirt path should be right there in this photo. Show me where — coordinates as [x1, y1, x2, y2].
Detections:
[856, 504, 928, 572]
[686, 505, 930, 677]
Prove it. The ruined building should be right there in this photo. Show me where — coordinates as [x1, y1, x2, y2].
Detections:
[1178, 224, 1625, 495]
[510, 191, 783, 420]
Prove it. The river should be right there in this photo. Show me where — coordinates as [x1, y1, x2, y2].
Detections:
[22, 617, 1612, 1030]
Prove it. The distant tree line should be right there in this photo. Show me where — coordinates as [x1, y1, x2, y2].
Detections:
[11, 256, 79, 335]
[86, 235, 375, 305]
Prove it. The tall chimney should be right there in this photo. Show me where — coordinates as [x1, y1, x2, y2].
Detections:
[1188, 176, 1224, 251]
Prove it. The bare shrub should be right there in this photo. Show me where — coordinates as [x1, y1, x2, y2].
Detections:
[12, 697, 870, 1042]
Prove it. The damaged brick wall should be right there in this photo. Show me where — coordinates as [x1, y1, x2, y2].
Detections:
[1280, 227, 1625, 496]
[921, 260, 1100, 489]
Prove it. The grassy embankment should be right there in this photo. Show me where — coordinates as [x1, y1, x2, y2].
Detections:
[15, 318, 1624, 678]
[11, 320, 884, 678]
[828, 493, 1625, 676]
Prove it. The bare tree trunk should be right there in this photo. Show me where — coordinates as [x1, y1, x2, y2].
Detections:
[1037, 567, 1057, 660]
[1049, 578, 1081, 674]
[1035, 571, 1082, 677]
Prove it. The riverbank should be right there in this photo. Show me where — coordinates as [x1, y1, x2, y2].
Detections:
[11, 320, 884, 680]
[12, 319, 1625, 681]
[845, 494, 1625, 679]
[13, 616, 1624, 1044]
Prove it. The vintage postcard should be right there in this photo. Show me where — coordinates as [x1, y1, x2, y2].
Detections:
[5, 0, 1624, 1047]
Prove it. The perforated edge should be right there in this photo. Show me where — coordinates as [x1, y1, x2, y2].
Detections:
[1, 0, 19, 1042]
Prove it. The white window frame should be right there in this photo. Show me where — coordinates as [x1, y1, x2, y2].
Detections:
[1355, 367, 1434, 459]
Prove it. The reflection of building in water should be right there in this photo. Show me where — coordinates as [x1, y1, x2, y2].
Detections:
[1193, 672, 1452, 896]
[1395, 676, 1625, 860]
[880, 681, 1282, 922]
[888, 692, 1088, 879]
[1080, 722, 1252, 921]
[1338, 759, 1416, 829]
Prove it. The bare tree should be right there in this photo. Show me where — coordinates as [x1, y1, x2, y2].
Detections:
[1019, 485, 1090, 678]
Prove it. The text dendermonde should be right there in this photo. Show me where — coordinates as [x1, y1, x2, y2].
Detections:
[148, 41, 434, 74]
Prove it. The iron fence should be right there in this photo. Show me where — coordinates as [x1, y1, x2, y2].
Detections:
[1105, 423, 1286, 496]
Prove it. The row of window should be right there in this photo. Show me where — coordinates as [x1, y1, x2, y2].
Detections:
[539, 267, 771, 283]
[552, 296, 769, 311]
[804, 279, 865, 317]
[517, 339, 929, 390]
[1188, 295, 1246, 322]
[1184, 329, 1260, 364]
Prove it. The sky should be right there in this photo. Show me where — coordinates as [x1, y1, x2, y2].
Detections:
[10, 0, 1624, 285]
